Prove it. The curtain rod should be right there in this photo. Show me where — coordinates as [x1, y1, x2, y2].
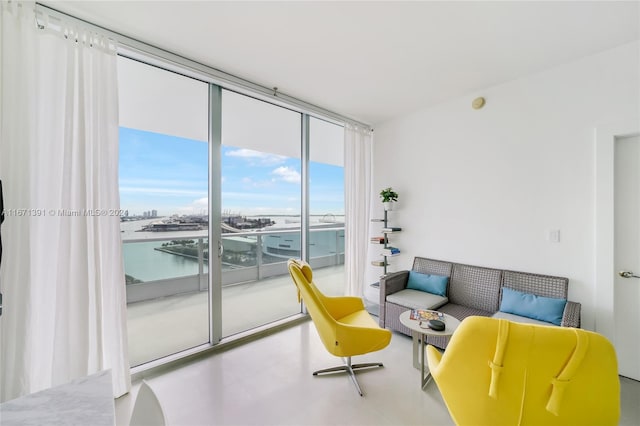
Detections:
[35, 2, 373, 131]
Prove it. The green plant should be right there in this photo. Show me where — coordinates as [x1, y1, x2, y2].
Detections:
[379, 187, 399, 203]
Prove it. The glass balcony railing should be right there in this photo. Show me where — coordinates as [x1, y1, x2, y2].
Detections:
[123, 227, 344, 303]
[123, 226, 345, 366]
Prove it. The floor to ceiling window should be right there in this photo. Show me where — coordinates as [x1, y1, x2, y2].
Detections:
[117, 56, 347, 367]
[220, 90, 304, 337]
[309, 117, 346, 296]
[118, 57, 210, 367]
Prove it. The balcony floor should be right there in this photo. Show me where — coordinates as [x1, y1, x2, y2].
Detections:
[127, 265, 346, 366]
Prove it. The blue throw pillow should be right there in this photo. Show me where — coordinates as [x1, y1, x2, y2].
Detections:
[406, 271, 448, 296]
[499, 287, 567, 326]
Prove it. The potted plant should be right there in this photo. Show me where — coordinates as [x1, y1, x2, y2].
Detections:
[380, 187, 399, 211]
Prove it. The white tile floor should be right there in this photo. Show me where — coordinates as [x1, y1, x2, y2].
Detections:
[115, 319, 640, 426]
[116, 322, 454, 426]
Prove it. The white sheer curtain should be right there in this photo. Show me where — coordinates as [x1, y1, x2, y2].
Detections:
[0, 1, 130, 400]
[344, 124, 373, 296]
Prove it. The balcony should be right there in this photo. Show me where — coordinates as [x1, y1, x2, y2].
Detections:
[124, 227, 345, 367]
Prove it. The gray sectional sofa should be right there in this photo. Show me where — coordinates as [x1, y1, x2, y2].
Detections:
[379, 257, 581, 349]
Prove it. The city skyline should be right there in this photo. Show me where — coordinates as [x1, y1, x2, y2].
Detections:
[119, 127, 344, 217]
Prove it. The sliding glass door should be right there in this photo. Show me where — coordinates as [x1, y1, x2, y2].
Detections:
[117, 56, 347, 367]
[220, 90, 303, 337]
[309, 117, 346, 296]
[118, 57, 211, 366]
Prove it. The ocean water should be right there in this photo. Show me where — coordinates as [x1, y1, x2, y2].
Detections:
[123, 241, 207, 282]
[121, 218, 207, 282]
[121, 216, 343, 283]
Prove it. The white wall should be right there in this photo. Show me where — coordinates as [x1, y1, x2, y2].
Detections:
[368, 41, 639, 330]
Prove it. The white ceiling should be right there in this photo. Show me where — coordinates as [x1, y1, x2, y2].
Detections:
[42, 1, 640, 126]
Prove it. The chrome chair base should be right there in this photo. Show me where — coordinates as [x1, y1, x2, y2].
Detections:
[312, 356, 384, 396]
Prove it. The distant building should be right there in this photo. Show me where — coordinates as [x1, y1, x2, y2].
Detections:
[152, 209, 158, 217]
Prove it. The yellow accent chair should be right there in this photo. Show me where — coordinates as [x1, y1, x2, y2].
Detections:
[426, 316, 620, 426]
[287, 259, 392, 396]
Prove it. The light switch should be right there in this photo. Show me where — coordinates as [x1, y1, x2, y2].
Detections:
[548, 229, 561, 243]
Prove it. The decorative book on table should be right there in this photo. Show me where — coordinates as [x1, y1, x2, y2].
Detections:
[410, 309, 444, 321]
[381, 247, 400, 256]
[382, 227, 402, 232]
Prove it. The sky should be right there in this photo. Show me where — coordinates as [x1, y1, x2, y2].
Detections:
[119, 127, 344, 217]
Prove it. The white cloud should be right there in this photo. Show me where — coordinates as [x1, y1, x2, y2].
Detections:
[193, 197, 209, 207]
[271, 166, 301, 184]
[223, 191, 288, 201]
[119, 187, 207, 197]
[176, 197, 209, 215]
[226, 148, 286, 166]
[238, 176, 273, 188]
